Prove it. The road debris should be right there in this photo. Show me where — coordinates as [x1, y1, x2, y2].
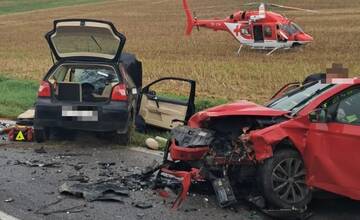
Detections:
[145, 138, 159, 150]
[98, 162, 116, 169]
[67, 174, 90, 183]
[4, 198, 14, 203]
[136, 212, 145, 219]
[141, 160, 161, 177]
[34, 146, 47, 154]
[14, 160, 61, 168]
[59, 181, 129, 202]
[56, 153, 93, 157]
[155, 136, 167, 143]
[132, 201, 153, 209]
[34, 198, 86, 216]
[70, 163, 85, 171]
[97, 162, 116, 177]
[0, 120, 15, 142]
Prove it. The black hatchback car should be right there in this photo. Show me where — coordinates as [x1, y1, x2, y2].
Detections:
[34, 19, 196, 144]
[34, 19, 143, 144]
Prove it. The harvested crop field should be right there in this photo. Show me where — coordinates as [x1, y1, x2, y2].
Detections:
[0, 0, 359, 103]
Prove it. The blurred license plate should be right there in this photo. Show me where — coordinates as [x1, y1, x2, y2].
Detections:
[62, 107, 98, 121]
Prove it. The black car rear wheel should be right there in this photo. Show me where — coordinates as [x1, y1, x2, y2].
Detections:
[115, 129, 131, 145]
[259, 149, 312, 209]
[115, 115, 134, 146]
[34, 128, 49, 143]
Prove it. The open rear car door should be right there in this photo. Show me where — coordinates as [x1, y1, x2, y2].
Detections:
[46, 19, 126, 62]
[139, 78, 196, 130]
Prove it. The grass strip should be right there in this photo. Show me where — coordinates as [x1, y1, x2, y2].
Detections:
[0, 0, 103, 15]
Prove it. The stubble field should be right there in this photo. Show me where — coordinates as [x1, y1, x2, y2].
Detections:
[0, 0, 360, 104]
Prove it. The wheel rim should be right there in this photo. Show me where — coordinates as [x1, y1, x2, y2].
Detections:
[271, 157, 309, 204]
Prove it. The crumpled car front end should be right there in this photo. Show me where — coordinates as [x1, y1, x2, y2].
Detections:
[157, 100, 291, 209]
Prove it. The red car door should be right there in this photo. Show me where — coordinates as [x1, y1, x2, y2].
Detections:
[305, 86, 360, 200]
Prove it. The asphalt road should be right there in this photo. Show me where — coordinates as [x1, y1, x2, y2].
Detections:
[0, 134, 359, 220]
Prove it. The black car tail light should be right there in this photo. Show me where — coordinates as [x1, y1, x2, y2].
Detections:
[38, 81, 51, 97]
[111, 83, 128, 101]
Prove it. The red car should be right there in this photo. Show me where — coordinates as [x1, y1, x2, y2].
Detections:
[160, 77, 360, 210]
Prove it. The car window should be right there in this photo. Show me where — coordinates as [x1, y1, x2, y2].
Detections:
[147, 79, 191, 103]
[322, 87, 360, 125]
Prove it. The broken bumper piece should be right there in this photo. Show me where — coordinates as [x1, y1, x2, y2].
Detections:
[159, 164, 203, 209]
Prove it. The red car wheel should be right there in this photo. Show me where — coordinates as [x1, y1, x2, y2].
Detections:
[259, 149, 312, 208]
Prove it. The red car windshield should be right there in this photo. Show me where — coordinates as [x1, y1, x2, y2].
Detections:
[266, 81, 335, 113]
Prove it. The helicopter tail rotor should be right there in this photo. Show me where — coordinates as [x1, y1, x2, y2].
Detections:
[183, 0, 196, 35]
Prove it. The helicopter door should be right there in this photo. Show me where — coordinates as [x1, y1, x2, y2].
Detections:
[277, 25, 288, 42]
[253, 25, 264, 42]
[263, 25, 275, 40]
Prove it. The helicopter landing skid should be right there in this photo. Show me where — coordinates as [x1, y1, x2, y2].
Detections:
[266, 47, 282, 56]
[237, 45, 243, 56]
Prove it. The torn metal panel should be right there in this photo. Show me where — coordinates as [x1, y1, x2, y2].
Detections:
[59, 182, 129, 202]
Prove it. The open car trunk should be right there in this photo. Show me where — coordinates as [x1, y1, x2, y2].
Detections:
[46, 19, 126, 62]
[48, 63, 120, 103]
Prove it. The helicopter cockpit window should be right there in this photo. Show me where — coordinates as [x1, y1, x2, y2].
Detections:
[291, 22, 304, 33]
[264, 25, 272, 37]
[280, 23, 302, 35]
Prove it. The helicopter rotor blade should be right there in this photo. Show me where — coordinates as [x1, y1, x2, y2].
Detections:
[242, 2, 318, 13]
[243, 2, 261, 7]
[269, 3, 319, 13]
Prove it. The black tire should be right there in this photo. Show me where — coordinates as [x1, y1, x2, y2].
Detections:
[115, 115, 134, 146]
[259, 149, 312, 209]
[115, 130, 131, 145]
[34, 128, 49, 143]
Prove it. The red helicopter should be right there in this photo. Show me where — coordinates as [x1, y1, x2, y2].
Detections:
[182, 1, 317, 55]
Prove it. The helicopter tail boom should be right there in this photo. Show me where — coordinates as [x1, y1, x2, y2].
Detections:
[182, 0, 195, 35]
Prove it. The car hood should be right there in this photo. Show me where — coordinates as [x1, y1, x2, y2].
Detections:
[46, 19, 126, 62]
[188, 100, 289, 127]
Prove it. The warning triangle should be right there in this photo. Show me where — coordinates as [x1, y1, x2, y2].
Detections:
[15, 131, 25, 141]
